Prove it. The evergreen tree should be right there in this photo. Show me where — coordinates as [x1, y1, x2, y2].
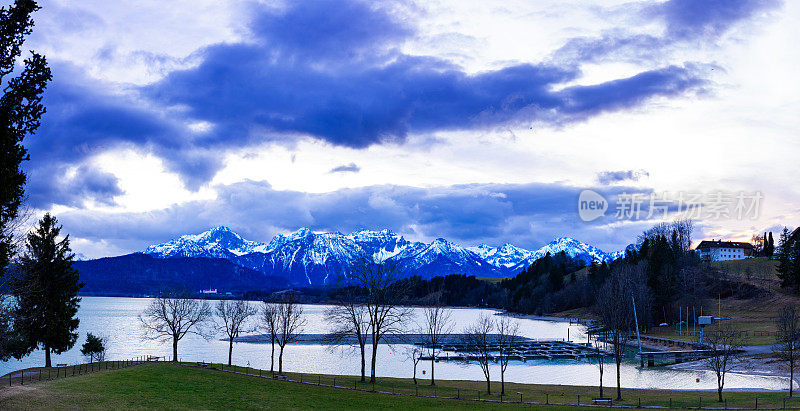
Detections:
[790, 242, 800, 293]
[0, 0, 50, 361]
[767, 232, 775, 258]
[80, 333, 105, 363]
[0, 0, 51, 273]
[12, 213, 84, 367]
[777, 227, 795, 290]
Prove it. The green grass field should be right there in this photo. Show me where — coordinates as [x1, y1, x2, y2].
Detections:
[2, 362, 798, 410]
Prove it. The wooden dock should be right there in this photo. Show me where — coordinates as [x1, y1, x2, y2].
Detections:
[418, 340, 606, 362]
[636, 349, 715, 367]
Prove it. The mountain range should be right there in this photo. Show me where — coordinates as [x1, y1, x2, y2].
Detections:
[123, 226, 627, 287]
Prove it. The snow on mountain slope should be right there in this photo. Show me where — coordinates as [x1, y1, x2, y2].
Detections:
[144, 226, 271, 259]
[141, 227, 618, 285]
[529, 237, 610, 265]
[468, 243, 534, 269]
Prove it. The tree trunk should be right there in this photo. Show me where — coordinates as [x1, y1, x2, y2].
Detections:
[501, 370, 505, 395]
[599, 367, 604, 398]
[172, 337, 178, 362]
[359, 343, 366, 382]
[413, 361, 417, 384]
[270, 339, 275, 373]
[717, 373, 724, 402]
[278, 345, 284, 374]
[791, 358, 795, 397]
[430, 346, 435, 385]
[370, 341, 378, 383]
[616, 356, 622, 400]
[228, 338, 233, 366]
[486, 376, 491, 394]
[45, 346, 51, 368]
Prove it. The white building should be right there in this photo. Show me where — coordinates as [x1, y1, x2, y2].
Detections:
[695, 240, 754, 261]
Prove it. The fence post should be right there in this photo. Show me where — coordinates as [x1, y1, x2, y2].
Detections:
[699, 396, 702, 409]
[638, 397, 641, 408]
[755, 397, 758, 409]
[669, 398, 672, 408]
[318, 375, 320, 385]
[519, 393, 522, 403]
[546, 393, 549, 405]
[457, 388, 460, 399]
[577, 395, 580, 405]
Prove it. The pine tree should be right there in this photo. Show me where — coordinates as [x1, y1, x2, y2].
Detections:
[0, 0, 51, 272]
[80, 333, 105, 363]
[0, 0, 51, 361]
[777, 227, 795, 290]
[790, 242, 800, 293]
[12, 213, 84, 367]
[768, 232, 775, 258]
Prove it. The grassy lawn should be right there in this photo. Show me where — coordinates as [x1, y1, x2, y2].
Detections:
[2, 361, 799, 410]
[0, 362, 586, 410]
[1, 361, 799, 409]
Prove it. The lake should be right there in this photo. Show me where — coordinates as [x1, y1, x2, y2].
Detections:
[0, 296, 789, 390]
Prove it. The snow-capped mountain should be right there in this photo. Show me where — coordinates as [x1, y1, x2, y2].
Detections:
[141, 227, 621, 285]
[392, 238, 500, 278]
[607, 243, 639, 261]
[529, 237, 610, 265]
[468, 243, 534, 269]
[143, 226, 271, 259]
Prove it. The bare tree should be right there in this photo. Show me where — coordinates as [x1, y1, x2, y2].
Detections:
[324, 287, 370, 381]
[462, 314, 494, 394]
[139, 288, 212, 362]
[421, 301, 453, 386]
[260, 301, 279, 373]
[703, 324, 745, 402]
[496, 316, 520, 395]
[595, 343, 606, 399]
[342, 257, 409, 383]
[774, 306, 800, 396]
[405, 345, 423, 384]
[595, 263, 651, 400]
[215, 299, 257, 366]
[275, 291, 306, 374]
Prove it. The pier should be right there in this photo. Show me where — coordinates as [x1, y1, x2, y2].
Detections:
[636, 349, 715, 367]
[417, 340, 606, 362]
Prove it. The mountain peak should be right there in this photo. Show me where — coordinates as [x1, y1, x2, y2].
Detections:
[289, 227, 314, 239]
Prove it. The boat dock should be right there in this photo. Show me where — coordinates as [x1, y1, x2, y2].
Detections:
[418, 340, 605, 362]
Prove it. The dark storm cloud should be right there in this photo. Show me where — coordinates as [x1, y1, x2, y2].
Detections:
[25, 0, 777, 206]
[554, 0, 781, 64]
[27, 165, 124, 208]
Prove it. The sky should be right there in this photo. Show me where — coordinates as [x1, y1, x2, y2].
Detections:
[12, 0, 800, 258]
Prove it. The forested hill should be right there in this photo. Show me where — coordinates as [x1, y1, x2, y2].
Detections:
[74, 254, 290, 296]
